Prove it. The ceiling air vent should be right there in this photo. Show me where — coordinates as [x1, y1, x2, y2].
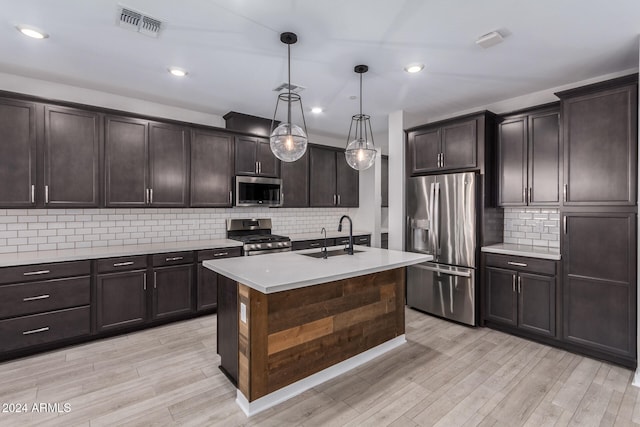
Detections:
[118, 7, 162, 38]
[273, 82, 305, 93]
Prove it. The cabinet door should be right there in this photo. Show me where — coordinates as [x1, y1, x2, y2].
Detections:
[152, 265, 194, 320]
[441, 119, 477, 170]
[0, 98, 36, 207]
[190, 129, 233, 207]
[498, 117, 527, 206]
[105, 116, 148, 207]
[336, 152, 359, 207]
[309, 147, 337, 207]
[409, 128, 440, 174]
[563, 84, 637, 205]
[234, 136, 257, 175]
[484, 267, 517, 326]
[148, 122, 189, 207]
[197, 263, 218, 311]
[256, 138, 279, 177]
[381, 156, 389, 207]
[96, 270, 147, 332]
[217, 274, 238, 384]
[281, 149, 309, 207]
[528, 110, 560, 205]
[44, 106, 101, 207]
[518, 272, 555, 337]
[563, 213, 636, 358]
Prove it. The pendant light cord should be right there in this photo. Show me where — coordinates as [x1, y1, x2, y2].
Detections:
[287, 44, 292, 134]
[359, 72, 363, 145]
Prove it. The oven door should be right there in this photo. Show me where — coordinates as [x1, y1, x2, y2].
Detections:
[406, 262, 476, 326]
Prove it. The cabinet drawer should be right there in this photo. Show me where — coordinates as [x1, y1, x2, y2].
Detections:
[0, 276, 90, 320]
[0, 260, 90, 285]
[354, 235, 371, 246]
[96, 256, 147, 273]
[292, 239, 335, 251]
[197, 247, 242, 262]
[0, 306, 90, 352]
[485, 254, 555, 275]
[152, 251, 194, 266]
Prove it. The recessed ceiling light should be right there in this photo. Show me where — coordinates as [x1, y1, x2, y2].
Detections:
[168, 67, 187, 77]
[404, 64, 424, 73]
[16, 25, 48, 39]
[311, 107, 323, 114]
[476, 31, 504, 49]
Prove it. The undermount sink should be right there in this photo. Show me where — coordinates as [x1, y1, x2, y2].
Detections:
[300, 248, 364, 258]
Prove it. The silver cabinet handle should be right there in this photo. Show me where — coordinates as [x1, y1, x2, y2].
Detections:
[154, 271, 157, 289]
[528, 187, 532, 204]
[358, 237, 368, 242]
[523, 187, 527, 204]
[255, 161, 259, 174]
[213, 252, 228, 257]
[333, 194, 337, 205]
[309, 243, 321, 247]
[512, 274, 516, 292]
[507, 261, 528, 267]
[563, 183, 568, 202]
[229, 191, 232, 205]
[337, 194, 341, 205]
[149, 188, 153, 204]
[437, 153, 441, 168]
[23, 327, 49, 335]
[31, 184, 35, 204]
[259, 161, 262, 174]
[23, 270, 50, 276]
[45, 185, 49, 204]
[165, 256, 183, 262]
[411, 263, 472, 278]
[563, 216, 567, 234]
[23, 294, 50, 302]
[146, 188, 150, 204]
[518, 276, 522, 293]
[113, 261, 134, 267]
[281, 192, 284, 205]
[143, 273, 146, 291]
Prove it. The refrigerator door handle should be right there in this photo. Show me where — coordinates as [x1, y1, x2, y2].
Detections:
[434, 182, 441, 256]
[411, 263, 472, 277]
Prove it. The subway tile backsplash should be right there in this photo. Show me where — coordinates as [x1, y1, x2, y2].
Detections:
[0, 208, 356, 253]
[503, 208, 560, 248]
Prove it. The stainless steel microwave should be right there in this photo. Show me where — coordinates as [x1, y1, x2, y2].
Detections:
[235, 176, 282, 207]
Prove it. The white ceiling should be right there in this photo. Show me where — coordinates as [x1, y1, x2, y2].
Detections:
[1, 0, 639, 140]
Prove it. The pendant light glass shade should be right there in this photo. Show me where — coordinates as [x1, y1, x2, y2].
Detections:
[345, 65, 376, 171]
[270, 32, 308, 162]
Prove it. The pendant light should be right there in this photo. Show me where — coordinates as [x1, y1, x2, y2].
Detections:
[345, 65, 376, 171]
[269, 32, 308, 162]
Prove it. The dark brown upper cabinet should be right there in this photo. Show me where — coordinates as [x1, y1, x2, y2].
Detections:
[497, 106, 560, 207]
[280, 149, 309, 207]
[381, 155, 389, 207]
[105, 115, 149, 207]
[309, 146, 359, 207]
[190, 129, 234, 207]
[407, 117, 478, 175]
[105, 116, 189, 207]
[556, 76, 637, 206]
[148, 122, 189, 207]
[0, 98, 37, 208]
[44, 105, 101, 207]
[234, 136, 279, 177]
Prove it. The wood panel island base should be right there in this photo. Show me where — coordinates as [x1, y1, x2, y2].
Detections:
[203, 246, 430, 416]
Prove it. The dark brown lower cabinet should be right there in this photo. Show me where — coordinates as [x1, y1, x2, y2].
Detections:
[217, 274, 238, 384]
[563, 212, 636, 362]
[197, 264, 218, 311]
[152, 265, 194, 320]
[96, 270, 147, 332]
[484, 254, 557, 338]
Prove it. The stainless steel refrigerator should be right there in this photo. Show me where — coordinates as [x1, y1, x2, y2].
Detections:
[406, 172, 478, 326]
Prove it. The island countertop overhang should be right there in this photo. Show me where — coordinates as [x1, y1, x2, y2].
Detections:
[203, 245, 432, 293]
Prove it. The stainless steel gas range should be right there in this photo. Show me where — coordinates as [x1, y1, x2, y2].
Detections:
[226, 218, 291, 256]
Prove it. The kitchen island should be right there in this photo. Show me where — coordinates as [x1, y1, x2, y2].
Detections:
[204, 245, 430, 416]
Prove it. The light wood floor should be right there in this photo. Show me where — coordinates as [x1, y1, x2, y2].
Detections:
[0, 308, 638, 426]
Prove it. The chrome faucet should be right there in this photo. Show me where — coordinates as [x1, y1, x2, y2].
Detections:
[320, 227, 328, 259]
[338, 215, 354, 255]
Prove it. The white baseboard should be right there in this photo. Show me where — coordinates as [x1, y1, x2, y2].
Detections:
[235, 334, 407, 417]
[632, 368, 640, 388]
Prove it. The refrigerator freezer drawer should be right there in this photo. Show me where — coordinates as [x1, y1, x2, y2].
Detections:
[406, 263, 476, 326]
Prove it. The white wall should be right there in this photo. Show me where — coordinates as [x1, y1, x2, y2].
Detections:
[387, 111, 405, 251]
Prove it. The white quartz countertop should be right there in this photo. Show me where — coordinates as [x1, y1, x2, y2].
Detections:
[288, 230, 372, 241]
[0, 239, 243, 267]
[204, 245, 431, 294]
[481, 243, 561, 261]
